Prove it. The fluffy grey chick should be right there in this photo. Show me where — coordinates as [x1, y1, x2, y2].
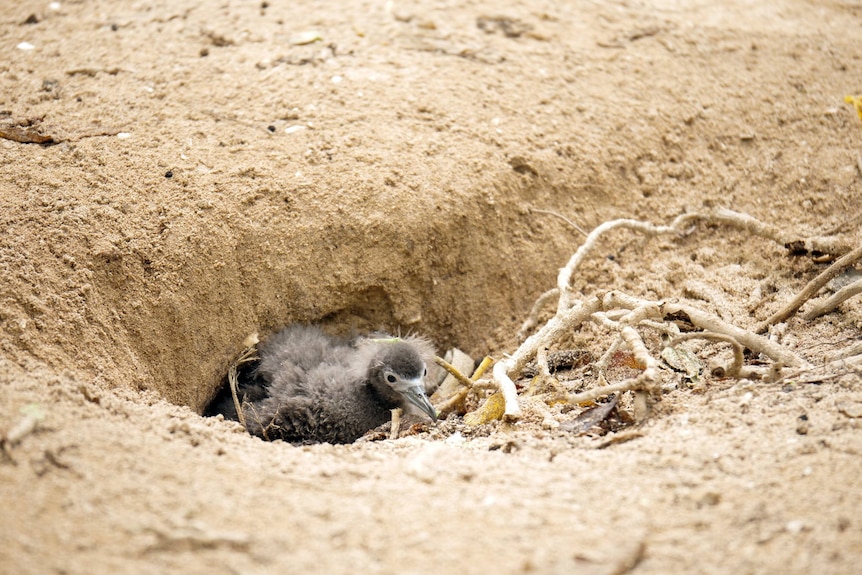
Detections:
[207, 325, 437, 444]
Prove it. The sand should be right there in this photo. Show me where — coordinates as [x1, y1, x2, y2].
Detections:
[2, 0, 861, 573]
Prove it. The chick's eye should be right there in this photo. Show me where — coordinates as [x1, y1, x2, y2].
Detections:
[386, 374, 397, 384]
[423, 368, 428, 377]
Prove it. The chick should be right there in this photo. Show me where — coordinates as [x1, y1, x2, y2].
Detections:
[206, 325, 437, 444]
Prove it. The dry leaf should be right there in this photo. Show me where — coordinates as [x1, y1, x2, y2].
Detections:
[464, 392, 505, 426]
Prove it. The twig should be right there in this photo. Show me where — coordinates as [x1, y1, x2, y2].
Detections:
[619, 300, 662, 327]
[660, 300, 808, 368]
[802, 277, 862, 320]
[668, 332, 744, 378]
[638, 318, 681, 336]
[596, 291, 805, 368]
[684, 280, 733, 322]
[780, 353, 862, 384]
[389, 408, 402, 440]
[471, 356, 495, 381]
[536, 344, 553, 380]
[228, 367, 245, 428]
[434, 356, 474, 388]
[789, 235, 854, 257]
[529, 208, 588, 237]
[594, 334, 623, 376]
[436, 387, 471, 417]
[492, 360, 525, 420]
[756, 244, 862, 333]
[567, 376, 647, 405]
[591, 310, 619, 330]
[517, 288, 559, 341]
[596, 430, 645, 450]
[556, 213, 700, 311]
[494, 208, 843, 423]
[692, 207, 850, 255]
[494, 297, 604, 419]
[707, 207, 783, 243]
[621, 325, 660, 393]
[567, 323, 660, 406]
[590, 307, 663, 413]
[825, 340, 862, 362]
[825, 210, 862, 236]
[228, 345, 259, 429]
[434, 355, 495, 418]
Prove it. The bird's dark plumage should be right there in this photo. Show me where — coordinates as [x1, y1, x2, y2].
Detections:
[206, 325, 438, 444]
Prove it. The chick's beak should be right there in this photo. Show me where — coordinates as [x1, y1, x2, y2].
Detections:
[402, 381, 438, 422]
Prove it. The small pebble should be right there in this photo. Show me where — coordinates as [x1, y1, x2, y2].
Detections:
[838, 401, 862, 418]
[290, 31, 322, 45]
[445, 432, 465, 445]
[786, 520, 806, 534]
[796, 413, 809, 435]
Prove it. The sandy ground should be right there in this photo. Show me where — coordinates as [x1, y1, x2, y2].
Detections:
[2, 0, 862, 573]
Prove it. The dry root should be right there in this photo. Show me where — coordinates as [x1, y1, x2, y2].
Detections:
[802, 277, 862, 321]
[756, 244, 862, 332]
[227, 333, 260, 429]
[489, 208, 859, 421]
[435, 355, 495, 418]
